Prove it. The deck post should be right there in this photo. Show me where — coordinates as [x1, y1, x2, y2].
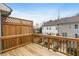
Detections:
[77, 42, 79, 56]
[48, 37, 51, 50]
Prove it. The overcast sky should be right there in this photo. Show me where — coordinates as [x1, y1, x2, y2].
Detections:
[7, 3, 79, 26]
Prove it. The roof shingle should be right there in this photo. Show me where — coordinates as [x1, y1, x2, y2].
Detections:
[43, 15, 79, 26]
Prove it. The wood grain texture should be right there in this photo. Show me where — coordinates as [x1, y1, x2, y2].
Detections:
[0, 43, 66, 56]
[2, 17, 33, 50]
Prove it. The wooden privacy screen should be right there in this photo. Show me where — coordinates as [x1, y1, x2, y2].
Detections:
[2, 17, 33, 36]
[1, 17, 33, 51]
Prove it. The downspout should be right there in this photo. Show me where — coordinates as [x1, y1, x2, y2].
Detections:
[0, 11, 2, 53]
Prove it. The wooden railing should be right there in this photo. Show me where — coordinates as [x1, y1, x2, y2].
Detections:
[0, 33, 79, 56]
[0, 33, 33, 53]
[33, 34, 79, 56]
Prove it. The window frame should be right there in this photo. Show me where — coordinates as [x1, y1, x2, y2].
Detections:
[75, 24, 78, 29]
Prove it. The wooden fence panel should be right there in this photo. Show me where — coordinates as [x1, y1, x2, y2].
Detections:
[1, 17, 33, 51]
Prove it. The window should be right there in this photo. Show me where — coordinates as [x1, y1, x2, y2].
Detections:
[62, 33, 67, 37]
[65, 33, 67, 37]
[56, 27, 58, 30]
[75, 24, 78, 29]
[49, 27, 51, 30]
[47, 27, 48, 30]
[75, 34, 78, 38]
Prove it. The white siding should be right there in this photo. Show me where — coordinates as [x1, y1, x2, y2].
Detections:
[58, 23, 79, 38]
[42, 26, 58, 35]
[42, 22, 79, 38]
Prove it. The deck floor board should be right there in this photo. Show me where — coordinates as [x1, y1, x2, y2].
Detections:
[0, 43, 66, 56]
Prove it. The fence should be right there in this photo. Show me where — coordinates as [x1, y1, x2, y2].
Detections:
[2, 17, 33, 36]
[0, 17, 33, 52]
[0, 34, 33, 52]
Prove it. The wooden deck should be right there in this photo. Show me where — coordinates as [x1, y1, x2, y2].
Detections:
[0, 43, 66, 56]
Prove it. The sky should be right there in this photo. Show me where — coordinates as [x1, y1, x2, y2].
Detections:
[7, 3, 79, 26]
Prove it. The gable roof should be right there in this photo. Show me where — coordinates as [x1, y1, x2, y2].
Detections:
[43, 15, 79, 26]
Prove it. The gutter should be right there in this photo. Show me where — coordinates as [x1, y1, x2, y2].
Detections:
[2, 3, 12, 15]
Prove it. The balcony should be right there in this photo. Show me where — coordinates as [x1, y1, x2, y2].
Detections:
[0, 33, 79, 56]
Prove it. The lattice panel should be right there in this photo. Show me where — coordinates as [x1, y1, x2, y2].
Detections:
[3, 17, 33, 25]
[4, 17, 21, 24]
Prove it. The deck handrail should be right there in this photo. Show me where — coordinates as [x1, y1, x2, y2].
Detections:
[33, 33, 79, 41]
[33, 33, 79, 56]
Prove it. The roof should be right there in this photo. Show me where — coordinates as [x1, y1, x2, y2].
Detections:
[0, 3, 12, 15]
[3, 3, 12, 15]
[42, 15, 79, 26]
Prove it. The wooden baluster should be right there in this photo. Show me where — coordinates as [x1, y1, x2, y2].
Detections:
[66, 40, 68, 55]
[52, 37, 54, 50]
[68, 41, 70, 55]
[48, 37, 51, 50]
[72, 41, 75, 56]
[56, 39, 58, 51]
[57, 38, 59, 52]
[60, 39, 62, 52]
[77, 41, 79, 56]
[59, 38, 61, 52]
[64, 40, 66, 53]
[59, 39, 61, 52]
[67, 40, 69, 54]
[63, 39, 65, 53]
[70, 41, 72, 55]
[68, 41, 71, 55]
[64, 39, 66, 54]
[58, 37, 60, 52]
[53, 38, 55, 51]
[62, 39, 64, 53]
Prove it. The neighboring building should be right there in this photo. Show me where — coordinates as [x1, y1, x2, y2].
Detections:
[33, 24, 42, 33]
[42, 15, 79, 38]
[42, 20, 58, 35]
[33, 27, 42, 33]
